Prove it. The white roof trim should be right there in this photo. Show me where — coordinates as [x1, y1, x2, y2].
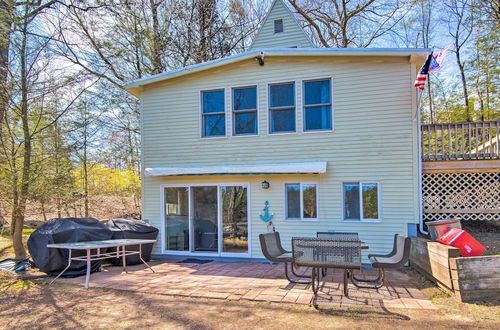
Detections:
[144, 162, 327, 176]
[124, 48, 430, 96]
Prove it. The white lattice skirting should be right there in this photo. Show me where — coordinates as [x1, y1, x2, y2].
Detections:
[423, 171, 500, 221]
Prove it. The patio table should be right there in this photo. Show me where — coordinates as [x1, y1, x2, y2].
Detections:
[292, 237, 365, 297]
[47, 239, 156, 289]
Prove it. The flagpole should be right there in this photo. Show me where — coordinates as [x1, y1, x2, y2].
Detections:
[414, 88, 425, 121]
[413, 45, 451, 235]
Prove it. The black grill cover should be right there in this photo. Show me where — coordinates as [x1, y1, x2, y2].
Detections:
[106, 219, 158, 265]
[27, 217, 113, 277]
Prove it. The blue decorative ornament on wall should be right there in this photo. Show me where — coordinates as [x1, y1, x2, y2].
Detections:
[259, 201, 274, 222]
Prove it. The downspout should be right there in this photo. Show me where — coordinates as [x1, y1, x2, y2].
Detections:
[417, 94, 428, 235]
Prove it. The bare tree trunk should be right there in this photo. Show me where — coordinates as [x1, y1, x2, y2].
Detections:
[10, 166, 18, 236]
[0, 0, 13, 133]
[41, 200, 47, 222]
[456, 50, 471, 121]
[54, 122, 62, 218]
[11, 12, 30, 258]
[448, 0, 474, 122]
[476, 82, 485, 121]
[0, 207, 6, 235]
[195, 0, 217, 63]
[83, 139, 89, 217]
[149, 0, 164, 74]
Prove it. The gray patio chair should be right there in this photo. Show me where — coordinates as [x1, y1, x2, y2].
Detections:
[259, 232, 311, 284]
[351, 234, 411, 289]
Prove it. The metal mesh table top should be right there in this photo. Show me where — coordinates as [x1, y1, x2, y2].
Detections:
[316, 232, 359, 241]
[292, 237, 362, 269]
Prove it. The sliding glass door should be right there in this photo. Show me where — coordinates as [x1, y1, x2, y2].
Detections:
[164, 187, 189, 251]
[221, 186, 248, 254]
[192, 186, 218, 252]
[164, 184, 249, 256]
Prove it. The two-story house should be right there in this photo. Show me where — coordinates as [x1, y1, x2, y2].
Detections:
[124, 0, 429, 260]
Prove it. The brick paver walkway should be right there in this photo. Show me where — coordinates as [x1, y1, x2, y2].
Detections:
[58, 260, 436, 310]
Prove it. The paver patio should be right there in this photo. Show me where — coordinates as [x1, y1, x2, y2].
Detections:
[57, 260, 437, 310]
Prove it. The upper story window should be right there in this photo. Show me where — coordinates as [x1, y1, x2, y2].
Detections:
[269, 82, 296, 134]
[274, 19, 283, 33]
[285, 183, 318, 220]
[232, 86, 258, 136]
[303, 78, 332, 131]
[201, 89, 225, 137]
[343, 182, 380, 221]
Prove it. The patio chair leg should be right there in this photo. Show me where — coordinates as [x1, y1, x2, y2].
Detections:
[352, 267, 384, 283]
[291, 263, 311, 278]
[343, 269, 350, 297]
[311, 268, 320, 294]
[284, 263, 311, 284]
[350, 269, 385, 289]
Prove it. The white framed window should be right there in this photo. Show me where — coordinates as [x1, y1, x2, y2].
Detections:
[269, 82, 296, 134]
[303, 78, 332, 132]
[342, 182, 381, 221]
[232, 86, 258, 136]
[274, 19, 284, 33]
[285, 183, 318, 220]
[201, 89, 225, 137]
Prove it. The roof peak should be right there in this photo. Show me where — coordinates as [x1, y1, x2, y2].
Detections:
[249, 0, 315, 50]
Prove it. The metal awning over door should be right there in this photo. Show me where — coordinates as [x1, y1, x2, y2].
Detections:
[144, 162, 327, 176]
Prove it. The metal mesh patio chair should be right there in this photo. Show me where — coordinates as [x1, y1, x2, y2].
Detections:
[351, 234, 411, 289]
[259, 232, 311, 284]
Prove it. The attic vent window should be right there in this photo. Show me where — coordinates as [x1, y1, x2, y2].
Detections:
[274, 19, 283, 33]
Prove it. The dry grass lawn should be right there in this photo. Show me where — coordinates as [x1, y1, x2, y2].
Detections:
[1, 233, 499, 329]
[0, 272, 499, 330]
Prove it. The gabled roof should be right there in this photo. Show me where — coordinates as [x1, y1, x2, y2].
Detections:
[124, 48, 431, 97]
[249, 0, 315, 49]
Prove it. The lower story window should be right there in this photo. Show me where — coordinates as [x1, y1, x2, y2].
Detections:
[343, 182, 380, 221]
[285, 183, 318, 220]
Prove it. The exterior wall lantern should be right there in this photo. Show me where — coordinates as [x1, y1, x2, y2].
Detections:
[261, 180, 270, 189]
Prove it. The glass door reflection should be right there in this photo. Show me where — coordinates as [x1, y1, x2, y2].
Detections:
[192, 186, 218, 252]
[221, 186, 248, 254]
[164, 187, 189, 251]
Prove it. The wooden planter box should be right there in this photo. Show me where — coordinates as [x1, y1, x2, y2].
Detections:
[410, 237, 500, 302]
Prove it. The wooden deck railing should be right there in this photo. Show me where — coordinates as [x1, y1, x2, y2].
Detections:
[421, 121, 500, 161]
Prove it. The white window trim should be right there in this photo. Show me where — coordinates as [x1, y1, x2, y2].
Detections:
[199, 88, 227, 139]
[231, 85, 259, 137]
[302, 77, 334, 133]
[341, 181, 382, 222]
[160, 182, 251, 258]
[284, 182, 319, 221]
[267, 81, 297, 135]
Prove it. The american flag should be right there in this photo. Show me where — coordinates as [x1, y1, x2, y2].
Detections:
[429, 45, 451, 72]
[414, 53, 435, 90]
[414, 45, 451, 90]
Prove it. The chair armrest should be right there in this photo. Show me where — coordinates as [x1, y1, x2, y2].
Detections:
[367, 253, 387, 259]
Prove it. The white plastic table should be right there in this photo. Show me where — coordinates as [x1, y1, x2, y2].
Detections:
[47, 239, 156, 288]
